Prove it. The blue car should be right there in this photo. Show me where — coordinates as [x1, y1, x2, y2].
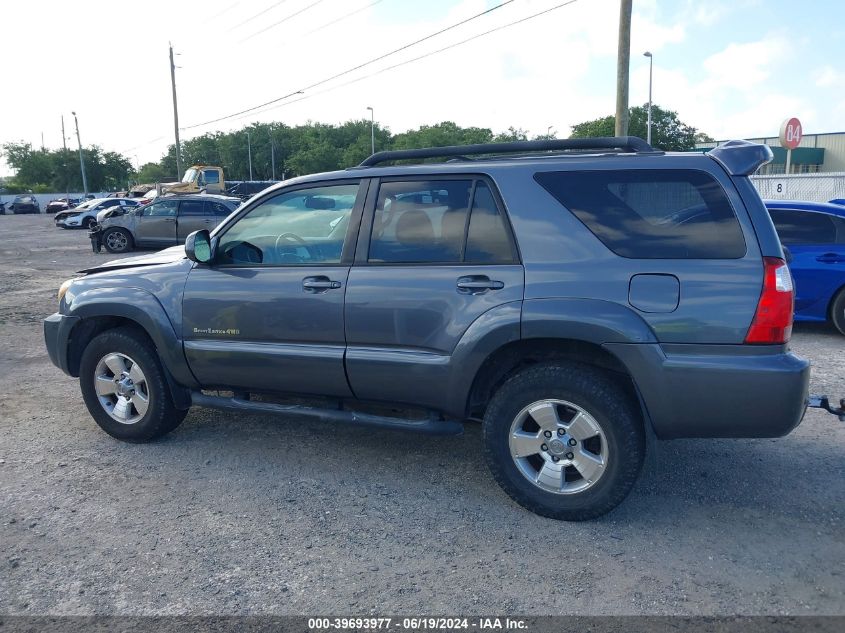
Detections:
[765, 199, 845, 334]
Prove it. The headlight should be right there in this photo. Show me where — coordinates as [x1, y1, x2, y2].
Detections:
[57, 279, 74, 302]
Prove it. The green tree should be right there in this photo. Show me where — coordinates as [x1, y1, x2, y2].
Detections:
[493, 127, 529, 142]
[391, 121, 494, 150]
[570, 104, 704, 151]
[136, 162, 168, 184]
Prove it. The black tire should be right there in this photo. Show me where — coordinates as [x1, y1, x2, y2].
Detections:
[102, 227, 133, 253]
[83, 216, 96, 229]
[483, 362, 645, 521]
[79, 327, 187, 442]
[830, 287, 845, 335]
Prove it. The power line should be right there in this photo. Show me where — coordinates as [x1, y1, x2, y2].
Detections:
[218, 0, 580, 127]
[298, 0, 383, 39]
[228, 0, 291, 32]
[240, 0, 328, 42]
[202, 1, 242, 25]
[120, 136, 166, 154]
[183, 0, 517, 131]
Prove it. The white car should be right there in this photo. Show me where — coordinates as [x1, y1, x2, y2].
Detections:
[54, 198, 139, 229]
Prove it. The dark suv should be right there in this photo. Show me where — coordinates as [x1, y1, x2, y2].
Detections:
[44, 138, 810, 520]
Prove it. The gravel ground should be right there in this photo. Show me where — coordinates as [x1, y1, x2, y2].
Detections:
[0, 214, 843, 616]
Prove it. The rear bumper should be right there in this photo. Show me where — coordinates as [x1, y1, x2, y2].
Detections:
[44, 313, 80, 375]
[605, 343, 810, 439]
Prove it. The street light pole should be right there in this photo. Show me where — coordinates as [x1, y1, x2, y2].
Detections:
[246, 130, 253, 180]
[61, 115, 70, 203]
[71, 111, 88, 196]
[366, 106, 375, 155]
[644, 51, 653, 145]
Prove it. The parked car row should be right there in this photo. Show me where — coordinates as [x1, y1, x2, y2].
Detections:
[54, 198, 141, 229]
[90, 194, 241, 253]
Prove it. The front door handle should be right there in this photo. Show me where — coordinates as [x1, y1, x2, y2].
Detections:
[303, 276, 342, 292]
[162, 217, 176, 223]
[816, 252, 845, 263]
[456, 275, 504, 294]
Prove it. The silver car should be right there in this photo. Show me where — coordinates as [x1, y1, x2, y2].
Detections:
[95, 194, 240, 253]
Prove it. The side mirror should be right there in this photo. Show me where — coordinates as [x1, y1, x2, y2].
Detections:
[185, 229, 213, 264]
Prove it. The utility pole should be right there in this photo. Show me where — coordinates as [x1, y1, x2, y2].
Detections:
[169, 43, 182, 179]
[71, 111, 88, 196]
[614, 0, 633, 137]
[268, 128, 276, 180]
[246, 130, 253, 180]
[61, 116, 70, 203]
[644, 51, 653, 144]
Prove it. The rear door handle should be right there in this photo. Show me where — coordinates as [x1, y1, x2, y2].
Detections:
[456, 275, 504, 294]
[816, 252, 845, 263]
[303, 276, 342, 292]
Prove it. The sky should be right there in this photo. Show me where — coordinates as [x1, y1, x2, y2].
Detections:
[1, 0, 844, 177]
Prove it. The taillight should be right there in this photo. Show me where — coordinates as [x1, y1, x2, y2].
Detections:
[745, 257, 794, 344]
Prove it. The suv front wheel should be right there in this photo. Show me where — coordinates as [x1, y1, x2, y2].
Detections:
[103, 228, 133, 253]
[483, 362, 645, 520]
[79, 327, 187, 442]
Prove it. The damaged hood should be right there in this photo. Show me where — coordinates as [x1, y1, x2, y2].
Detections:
[78, 245, 187, 274]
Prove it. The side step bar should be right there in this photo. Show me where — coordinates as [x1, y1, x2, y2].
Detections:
[190, 392, 464, 435]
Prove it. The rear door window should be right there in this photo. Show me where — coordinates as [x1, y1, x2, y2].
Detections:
[367, 179, 517, 264]
[179, 199, 206, 216]
[534, 169, 746, 259]
[769, 209, 837, 245]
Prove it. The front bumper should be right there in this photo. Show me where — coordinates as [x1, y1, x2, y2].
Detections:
[44, 313, 80, 375]
[55, 214, 81, 227]
[605, 343, 811, 439]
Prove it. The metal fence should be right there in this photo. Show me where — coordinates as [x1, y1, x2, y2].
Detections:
[751, 172, 845, 203]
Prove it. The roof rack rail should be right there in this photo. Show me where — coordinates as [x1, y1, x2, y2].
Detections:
[358, 136, 657, 167]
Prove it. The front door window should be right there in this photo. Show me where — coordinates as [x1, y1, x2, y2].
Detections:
[216, 183, 360, 265]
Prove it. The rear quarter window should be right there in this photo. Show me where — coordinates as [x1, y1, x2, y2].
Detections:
[534, 169, 746, 259]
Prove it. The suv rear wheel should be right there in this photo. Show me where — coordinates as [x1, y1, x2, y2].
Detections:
[483, 362, 644, 520]
[79, 327, 187, 442]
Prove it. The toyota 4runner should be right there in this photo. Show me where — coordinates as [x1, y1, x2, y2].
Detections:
[44, 137, 811, 520]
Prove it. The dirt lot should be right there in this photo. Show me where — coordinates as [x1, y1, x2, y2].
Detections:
[0, 213, 843, 616]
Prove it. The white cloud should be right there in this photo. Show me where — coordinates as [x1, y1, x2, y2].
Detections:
[814, 65, 842, 88]
[701, 37, 788, 88]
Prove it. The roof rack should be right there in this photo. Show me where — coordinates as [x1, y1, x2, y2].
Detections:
[358, 136, 657, 167]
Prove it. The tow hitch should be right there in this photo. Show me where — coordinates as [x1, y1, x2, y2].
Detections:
[808, 395, 845, 421]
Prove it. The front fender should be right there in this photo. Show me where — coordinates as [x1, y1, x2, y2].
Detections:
[67, 286, 197, 389]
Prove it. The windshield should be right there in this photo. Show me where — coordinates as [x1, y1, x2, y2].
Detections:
[182, 168, 198, 183]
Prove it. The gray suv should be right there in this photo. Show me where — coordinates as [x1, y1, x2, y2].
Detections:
[44, 138, 811, 520]
[94, 194, 240, 253]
